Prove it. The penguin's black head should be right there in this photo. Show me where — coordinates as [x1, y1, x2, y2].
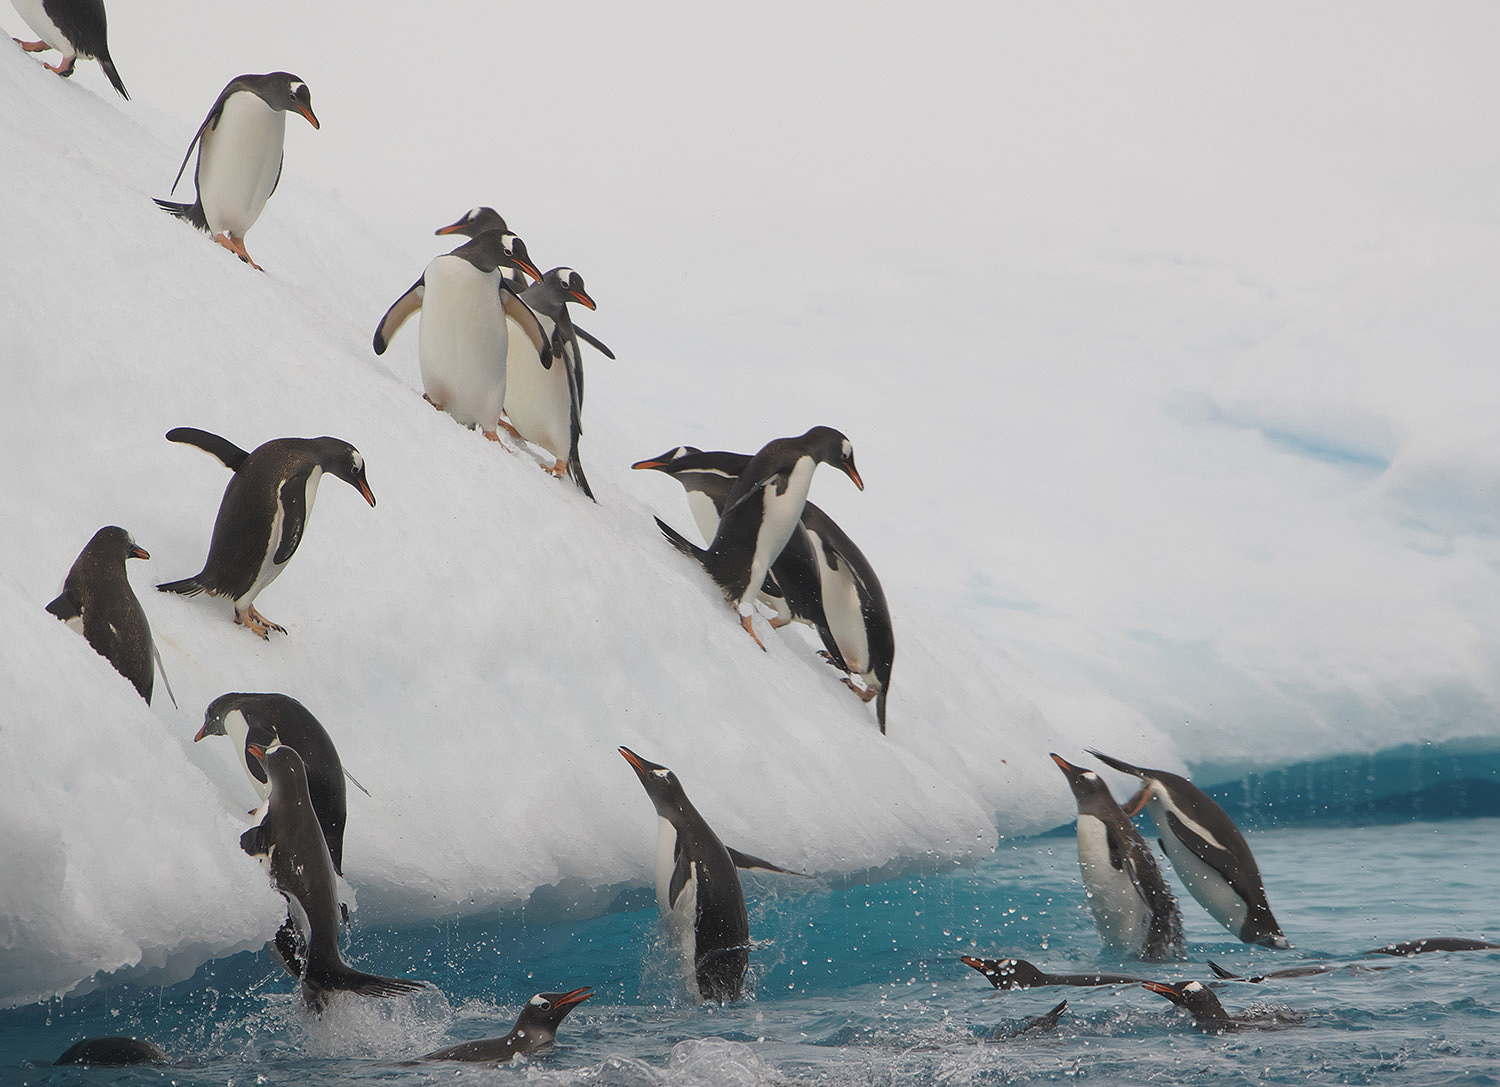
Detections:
[283, 75, 319, 129]
[1050, 753, 1121, 817]
[619, 746, 690, 819]
[630, 446, 704, 472]
[315, 440, 376, 508]
[803, 426, 863, 491]
[543, 267, 598, 311]
[250, 742, 309, 799]
[436, 206, 508, 238]
[252, 73, 319, 129]
[1142, 980, 1229, 1022]
[87, 525, 149, 564]
[513, 987, 592, 1036]
[500, 233, 542, 282]
[960, 956, 1045, 990]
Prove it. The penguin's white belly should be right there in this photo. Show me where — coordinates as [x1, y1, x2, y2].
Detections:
[418, 257, 508, 429]
[742, 459, 815, 610]
[686, 492, 722, 546]
[812, 536, 872, 676]
[501, 317, 571, 460]
[653, 818, 701, 1001]
[1147, 797, 1249, 934]
[241, 468, 320, 607]
[12, 0, 69, 53]
[198, 94, 287, 238]
[1075, 815, 1151, 952]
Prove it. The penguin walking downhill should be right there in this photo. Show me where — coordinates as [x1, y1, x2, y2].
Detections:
[653, 427, 863, 650]
[1051, 753, 1183, 962]
[960, 956, 1149, 990]
[1087, 749, 1290, 949]
[619, 746, 804, 1003]
[10, 0, 127, 96]
[156, 428, 376, 638]
[373, 229, 549, 442]
[634, 445, 893, 728]
[240, 742, 426, 1010]
[154, 73, 319, 270]
[46, 526, 171, 705]
[421, 988, 591, 1063]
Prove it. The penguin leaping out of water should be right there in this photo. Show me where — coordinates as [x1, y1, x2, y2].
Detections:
[154, 73, 319, 270]
[653, 427, 862, 650]
[10, 0, 128, 96]
[156, 428, 375, 638]
[619, 746, 805, 1003]
[1086, 749, 1290, 949]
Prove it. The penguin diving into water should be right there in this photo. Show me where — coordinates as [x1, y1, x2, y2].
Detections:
[652, 427, 862, 650]
[156, 428, 375, 638]
[46, 525, 173, 705]
[240, 741, 426, 1010]
[1087, 749, 1290, 949]
[10, 0, 128, 96]
[1052, 753, 1183, 962]
[619, 746, 805, 1003]
[154, 72, 319, 270]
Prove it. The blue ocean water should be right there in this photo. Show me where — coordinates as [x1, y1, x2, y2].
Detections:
[4, 815, 1497, 1086]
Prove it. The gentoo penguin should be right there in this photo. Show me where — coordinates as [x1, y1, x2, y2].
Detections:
[1141, 980, 1303, 1033]
[421, 987, 592, 1063]
[992, 1000, 1069, 1040]
[1365, 937, 1500, 956]
[53, 1037, 168, 1067]
[240, 742, 426, 1010]
[1086, 749, 1290, 949]
[631, 447, 815, 629]
[960, 956, 1149, 990]
[45, 526, 162, 704]
[156, 428, 376, 638]
[372, 231, 549, 442]
[1206, 960, 1341, 983]
[1051, 753, 1183, 962]
[10, 0, 127, 96]
[196, 692, 364, 874]
[154, 73, 319, 270]
[654, 427, 863, 649]
[618, 746, 802, 1003]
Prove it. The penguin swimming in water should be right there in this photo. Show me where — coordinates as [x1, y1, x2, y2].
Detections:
[10, 0, 127, 96]
[618, 746, 803, 1003]
[634, 445, 893, 727]
[1086, 749, 1290, 949]
[373, 230, 550, 443]
[421, 988, 592, 1063]
[1142, 979, 1303, 1033]
[960, 956, 1149, 990]
[46, 526, 165, 704]
[1364, 937, 1500, 956]
[156, 428, 376, 638]
[653, 427, 863, 650]
[1052, 753, 1183, 962]
[154, 72, 319, 270]
[196, 692, 366, 874]
[53, 1037, 168, 1067]
[240, 742, 426, 1010]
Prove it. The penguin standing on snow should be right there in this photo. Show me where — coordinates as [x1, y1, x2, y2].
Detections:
[154, 72, 319, 270]
[618, 746, 803, 1003]
[653, 427, 862, 650]
[422, 988, 592, 1063]
[156, 427, 376, 638]
[10, 0, 127, 96]
[1087, 749, 1290, 949]
[372, 230, 550, 443]
[45, 526, 163, 703]
[1051, 753, 1183, 962]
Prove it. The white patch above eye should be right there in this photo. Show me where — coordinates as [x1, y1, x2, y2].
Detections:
[1082, 771, 1098, 781]
[528, 996, 547, 1007]
[650, 769, 670, 779]
[351, 452, 364, 471]
[290, 81, 306, 96]
[468, 207, 482, 220]
[841, 439, 852, 458]
[1183, 982, 1204, 993]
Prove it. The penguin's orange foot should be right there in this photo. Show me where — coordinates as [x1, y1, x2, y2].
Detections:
[45, 55, 76, 76]
[497, 415, 524, 441]
[16, 39, 49, 52]
[547, 459, 567, 479]
[768, 614, 794, 629]
[740, 612, 767, 651]
[422, 393, 446, 412]
[843, 677, 878, 703]
[237, 605, 286, 639]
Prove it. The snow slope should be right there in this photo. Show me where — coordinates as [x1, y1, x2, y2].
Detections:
[3, 2, 1500, 1007]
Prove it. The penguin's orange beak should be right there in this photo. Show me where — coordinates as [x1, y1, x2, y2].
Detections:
[129, 544, 150, 560]
[556, 986, 592, 1008]
[842, 460, 864, 491]
[619, 746, 647, 775]
[246, 743, 267, 765]
[357, 480, 376, 507]
[630, 456, 670, 471]
[435, 220, 465, 236]
[567, 288, 597, 311]
[298, 104, 320, 130]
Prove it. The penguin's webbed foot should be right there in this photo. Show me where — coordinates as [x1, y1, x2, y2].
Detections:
[481, 428, 518, 453]
[422, 393, 446, 412]
[497, 415, 525, 442]
[546, 459, 567, 479]
[740, 612, 767, 652]
[237, 605, 287, 639]
[44, 55, 76, 76]
[215, 232, 263, 271]
[16, 39, 49, 52]
[768, 615, 794, 629]
[843, 677, 878, 703]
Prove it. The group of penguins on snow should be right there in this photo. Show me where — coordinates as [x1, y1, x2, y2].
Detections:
[21, 2, 1498, 1071]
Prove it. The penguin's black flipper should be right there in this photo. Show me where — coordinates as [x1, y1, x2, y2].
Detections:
[153, 197, 209, 233]
[240, 823, 271, 857]
[726, 847, 810, 878]
[374, 277, 424, 354]
[666, 848, 693, 912]
[45, 588, 82, 623]
[166, 427, 250, 470]
[502, 289, 554, 370]
[272, 468, 314, 564]
[302, 966, 426, 1011]
[573, 325, 616, 359]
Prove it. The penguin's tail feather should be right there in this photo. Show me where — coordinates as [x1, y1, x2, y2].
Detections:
[99, 55, 129, 99]
[566, 455, 596, 502]
[156, 576, 206, 597]
[655, 517, 708, 563]
[303, 964, 427, 1010]
[154, 197, 209, 233]
[875, 686, 888, 735]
